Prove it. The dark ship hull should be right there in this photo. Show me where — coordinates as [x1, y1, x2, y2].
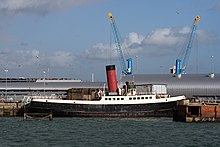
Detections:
[26, 100, 178, 117]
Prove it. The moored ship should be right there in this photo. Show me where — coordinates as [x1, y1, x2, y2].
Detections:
[25, 65, 185, 117]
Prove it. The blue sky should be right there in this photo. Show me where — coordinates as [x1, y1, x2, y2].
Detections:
[0, 0, 219, 81]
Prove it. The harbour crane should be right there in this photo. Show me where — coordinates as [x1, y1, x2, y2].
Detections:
[108, 12, 132, 75]
[171, 15, 200, 75]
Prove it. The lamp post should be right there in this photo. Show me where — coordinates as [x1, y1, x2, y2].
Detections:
[211, 55, 214, 73]
[4, 69, 8, 100]
[43, 71, 46, 96]
[135, 55, 138, 74]
[91, 73, 94, 82]
[36, 55, 39, 79]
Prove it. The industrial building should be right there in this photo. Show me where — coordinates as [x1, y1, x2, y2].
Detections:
[0, 73, 219, 102]
[121, 73, 220, 100]
[0, 78, 104, 101]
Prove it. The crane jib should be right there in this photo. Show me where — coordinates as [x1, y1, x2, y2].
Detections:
[174, 15, 200, 75]
[108, 12, 133, 75]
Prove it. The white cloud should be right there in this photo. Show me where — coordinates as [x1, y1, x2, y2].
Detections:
[0, 48, 75, 69]
[179, 26, 191, 34]
[82, 32, 144, 60]
[0, 48, 39, 68]
[46, 51, 74, 67]
[121, 32, 144, 55]
[82, 43, 116, 60]
[143, 28, 184, 47]
[0, 0, 104, 15]
[81, 26, 218, 59]
[123, 32, 144, 47]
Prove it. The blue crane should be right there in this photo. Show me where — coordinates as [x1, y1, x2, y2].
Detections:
[174, 15, 200, 75]
[108, 12, 132, 75]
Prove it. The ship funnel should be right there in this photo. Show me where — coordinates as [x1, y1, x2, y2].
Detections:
[106, 65, 118, 93]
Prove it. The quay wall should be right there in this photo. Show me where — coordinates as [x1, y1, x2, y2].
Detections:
[0, 102, 23, 117]
[174, 99, 220, 122]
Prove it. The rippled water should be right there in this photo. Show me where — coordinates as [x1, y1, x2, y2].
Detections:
[0, 117, 219, 147]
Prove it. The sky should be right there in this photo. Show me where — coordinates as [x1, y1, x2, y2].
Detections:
[0, 0, 219, 81]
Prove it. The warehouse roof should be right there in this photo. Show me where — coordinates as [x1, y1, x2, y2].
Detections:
[121, 73, 220, 97]
[0, 73, 219, 98]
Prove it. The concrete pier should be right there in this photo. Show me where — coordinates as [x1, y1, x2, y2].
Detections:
[173, 99, 220, 122]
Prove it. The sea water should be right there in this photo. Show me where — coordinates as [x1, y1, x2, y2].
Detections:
[0, 117, 219, 147]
